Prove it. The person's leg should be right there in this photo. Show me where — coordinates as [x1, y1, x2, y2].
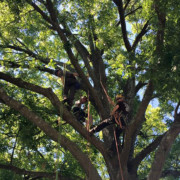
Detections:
[64, 77, 76, 98]
[73, 108, 86, 124]
[62, 85, 71, 109]
[89, 117, 113, 134]
[121, 117, 126, 128]
[68, 85, 76, 106]
[63, 84, 69, 100]
[78, 110, 87, 123]
[75, 82, 81, 90]
[72, 107, 80, 114]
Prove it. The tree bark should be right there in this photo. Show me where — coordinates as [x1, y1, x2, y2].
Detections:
[0, 87, 102, 180]
[147, 115, 180, 180]
[0, 163, 82, 180]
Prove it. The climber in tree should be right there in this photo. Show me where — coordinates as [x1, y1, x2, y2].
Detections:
[73, 96, 93, 128]
[72, 96, 88, 124]
[55, 68, 81, 107]
[89, 94, 129, 149]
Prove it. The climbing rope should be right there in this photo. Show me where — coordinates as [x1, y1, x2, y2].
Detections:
[86, 91, 91, 179]
[55, 115, 61, 180]
[100, 73, 125, 179]
[113, 127, 124, 180]
[86, 91, 90, 131]
[114, 112, 123, 129]
[55, 64, 66, 180]
[86, 91, 93, 130]
[100, 78, 115, 106]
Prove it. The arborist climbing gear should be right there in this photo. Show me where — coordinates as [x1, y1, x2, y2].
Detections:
[113, 127, 124, 180]
[114, 112, 123, 129]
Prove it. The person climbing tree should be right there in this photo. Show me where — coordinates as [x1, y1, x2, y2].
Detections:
[89, 94, 129, 149]
[72, 96, 88, 124]
[54, 68, 81, 107]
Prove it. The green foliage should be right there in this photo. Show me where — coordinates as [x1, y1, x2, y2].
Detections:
[0, 169, 23, 180]
[135, 105, 166, 155]
[0, 0, 180, 179]
[136, 105, 167, 179]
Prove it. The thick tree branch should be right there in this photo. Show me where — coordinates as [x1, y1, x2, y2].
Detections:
[174, 101, 180, 118]
[0, 72, 105, 152]
[147, 114, 180, 180]
[115, 1, 148, 52]
[45, 0, 103, 98]
[130, 133, 164, 172]
[0, 87, 102, 180]
[154, 0, 166, 54]
[61, 23, 96, 83]
[26, 0, 54, 26]
[113, 0, 132, 51]
[122, 81, 154, 163]
[45, 0, 59, 24]
[0, 73, 113, 178]
[0, 163, 80, 180]
[131, 81, 154, 134]
[27, 1, 104, 114]
[116, 6, 142, 27]
[57, 35, 105, 116]
[135, 81, 148, 94]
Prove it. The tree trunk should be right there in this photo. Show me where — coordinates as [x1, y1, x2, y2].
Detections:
[148, 116, 180, 180]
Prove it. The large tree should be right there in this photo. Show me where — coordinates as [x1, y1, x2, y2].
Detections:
[0, 0, 180, 180]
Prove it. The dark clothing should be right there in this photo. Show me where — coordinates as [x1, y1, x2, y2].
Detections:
[72, 106, 87, 124]
[91, 116, 126, 133]
[116, 101, 129, 115]
[61, 71, 81, 106]
[90, 100, 129, 149]
[91, 101, 128, 133]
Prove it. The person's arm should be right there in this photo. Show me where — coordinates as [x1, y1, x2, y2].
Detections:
[110, 105, 119, 116]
